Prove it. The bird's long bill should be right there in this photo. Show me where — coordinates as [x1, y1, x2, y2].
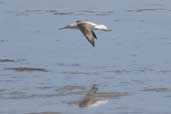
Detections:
[58, 26, 67, 30]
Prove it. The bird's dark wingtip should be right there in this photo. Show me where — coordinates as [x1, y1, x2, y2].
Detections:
[92, 42, 95, 47]
[92, 31, 97, 39]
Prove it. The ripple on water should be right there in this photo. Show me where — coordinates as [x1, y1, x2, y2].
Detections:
[56, 85, 85, 91]
[158, 70, 171, 74]
[28, 112, 63, 114]
[61, 70, 99, 76]
[0, 39, 8, 43]
[0, 90, 30, 99]
[0, 58, 26, 65]
[0, 85, 85, 99]
[95, 91, 129, 98]
[142, 87, 171, 93]
[56, 62, 80, 67]
[0, 90, 57, 99]
[4, 67, 48, 72]
[126, 8, 171, 13]
[104, 69, 130, 74]
[0, 59, 15, 63]
[0, 89, 7, 93]
[8, 9, 113, 16]
[55, 85, 86, 96]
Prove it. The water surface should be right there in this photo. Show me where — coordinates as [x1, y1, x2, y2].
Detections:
[0, 0, 171, 114]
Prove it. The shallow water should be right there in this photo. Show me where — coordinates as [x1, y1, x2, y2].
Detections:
[1, 0, 171, 114]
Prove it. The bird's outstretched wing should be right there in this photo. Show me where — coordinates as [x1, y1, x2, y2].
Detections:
[78, 23, 96, 47]
[92, 31, 97, 39]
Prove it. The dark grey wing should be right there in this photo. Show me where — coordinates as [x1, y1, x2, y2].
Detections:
[80, 28, 95, 47]
[91, 31, 97, 39]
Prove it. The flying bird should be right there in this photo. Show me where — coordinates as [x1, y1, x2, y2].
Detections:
[59, 20, 112, 47]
